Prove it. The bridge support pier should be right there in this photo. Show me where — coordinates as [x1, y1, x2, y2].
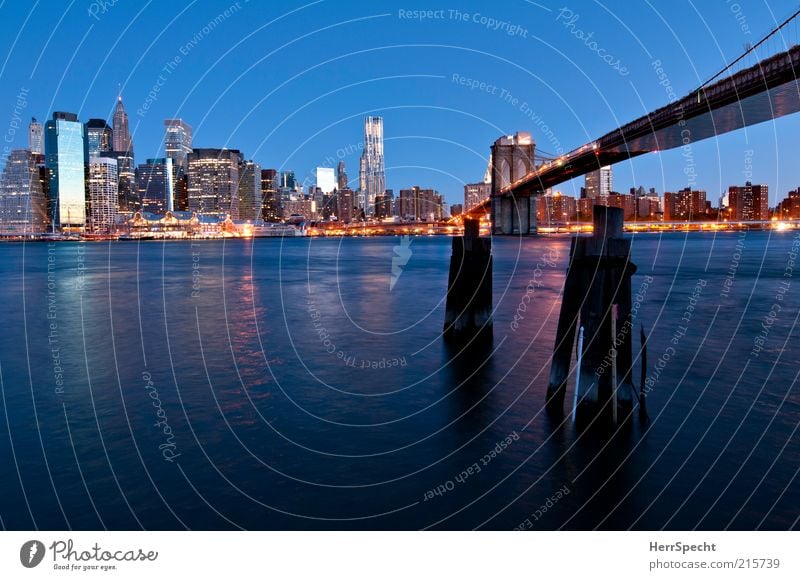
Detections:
[492, 196, 538, 235]
[444, 218, 493, 341]
[546, 206, 640, 424]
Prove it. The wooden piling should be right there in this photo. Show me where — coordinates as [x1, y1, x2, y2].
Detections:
[443, 218, 493, 341]
[547, 205, 639, 422]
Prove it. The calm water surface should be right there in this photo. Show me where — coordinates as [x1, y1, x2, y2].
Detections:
[0, 232, 798, 530]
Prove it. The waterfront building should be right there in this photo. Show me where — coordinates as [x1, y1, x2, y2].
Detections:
[238, 160, 262, 220]
[261, 169, 280, 221]
[164, 119, 193, 169]
[584, 166, 612, 198]
[45, 111, 86, 229]
[187, 148, 242, 217]
[728, 182, 769, 221]
[87, 156, 118, 232]
[664, 188, 709, 221]
[399, 186, 443, 221]
[136, 157, 175, 214]
[0, 149, 48, 234]
[464, 182, 491, 211]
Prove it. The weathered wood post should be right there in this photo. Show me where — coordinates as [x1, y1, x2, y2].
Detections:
[443, 218, 493, 341]
[546, 205, 639, 422]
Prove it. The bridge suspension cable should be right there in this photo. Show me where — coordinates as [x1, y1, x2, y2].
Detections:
[699, 7, 800, 90]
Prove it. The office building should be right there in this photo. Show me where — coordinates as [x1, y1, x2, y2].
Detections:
[85, 118, 113, 160]
[584, 166, 612, 198]
[28, 118, 43, 155]
[261, 169, 280, 221]
[187, 148, 242, 217]
[137, 157, 175, 214]
[664, 188, 708, 221]
[0, 149, 48, 234]
[164, 119, 193, 169]
[238, 160, 262, 220]
[464, 182, 491, 211]
[45, 112, 86, 228]
[87, 157, 118, 232]
[112, 95, 133, 155]
[315, 167, 336, 195]
[337, 160, 348, 190]
[399, 186, 443, 221]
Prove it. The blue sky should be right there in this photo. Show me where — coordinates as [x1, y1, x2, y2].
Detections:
[1, 0, 799, 206]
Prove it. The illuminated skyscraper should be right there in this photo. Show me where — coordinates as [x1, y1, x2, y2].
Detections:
[187, 148, 242, 217]
[164, 119, 193, 169]
[337, 160, 348, 190]
[0, 149, 48, 234]
[137, 157, 175, 214]
[87, 157, 118, 232]
[85, 118, 113, 160]
[28, 118, 43, 155]
[261, 169, 280, 221]
[112, 95, 133, 155]
[45, 112, 86, 229]
[358, 116, 384, 215]
[238, 160, 262, 220]
[584, 166, 612, 198]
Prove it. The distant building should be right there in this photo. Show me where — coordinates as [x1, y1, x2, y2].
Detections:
[636, 196, 661, 220]
[337, 187, 355, 223]
[87, 157, 118, 232]
[359, 116, 385, 214]
[112, 95, 133, 155]
[337, 160, 348, 190]
[106, 151, 137, 212]
[261, 168, 280, 221]
[399, 186, 443, 221]
[164, 119, 193, 169]
[777, 188, 800, 220]
[85, 118, 113, 160]
[136, 157, 175, 214]
[280, 170, 296, 191]
[315, 167, 336, 195]
[45, 112, 86, 229]
[0, 149, 48, 234]
[728, 182, 769, 221]
[28, 118, 43, 155]
[664, 188, 708, 221]
[607, 193, 636, 220]
[238, 160, 262, 220]
[374, 190, 393, 219]
[584, 166, 612, 198]
[464, 182, 491, 211]
[450, 203, 463, 217]
[537, 192, 577, 223]
[187, 148, 242, 217]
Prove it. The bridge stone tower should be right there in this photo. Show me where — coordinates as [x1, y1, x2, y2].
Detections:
[490, 132, 537, 235]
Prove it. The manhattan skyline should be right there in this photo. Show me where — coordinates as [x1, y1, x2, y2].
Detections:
[2, 1, 800, 207]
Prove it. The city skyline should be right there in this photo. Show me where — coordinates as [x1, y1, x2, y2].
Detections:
[2, 2, 800, 208]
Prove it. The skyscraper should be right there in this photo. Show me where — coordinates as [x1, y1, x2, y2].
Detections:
[337, 160, 348, 190]
[261, 168, 280, 221]
[238, 160, 262, 220]
[464, 182, 491, 211]
[28, 118, 43, 155]
[164, 119, 193, 169]
[584, 166, 612, 198]
[359, 116, 385, 215]
[187, 148, 242, 217]
[112, 95, 133, 155]
[0, 149, 48, 234]
[137, 157, 175, 214]
[85, 118, 113, 160]
[87, 157, 118, 232]
[45, 112, 86, 229]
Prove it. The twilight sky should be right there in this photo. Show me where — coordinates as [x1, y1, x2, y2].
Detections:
[1, 0, 799, 206]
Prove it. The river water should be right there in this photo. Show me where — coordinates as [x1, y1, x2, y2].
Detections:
[0, 231, 797, 530]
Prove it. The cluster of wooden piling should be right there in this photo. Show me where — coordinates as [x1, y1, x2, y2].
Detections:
[547, 205, 642, 424]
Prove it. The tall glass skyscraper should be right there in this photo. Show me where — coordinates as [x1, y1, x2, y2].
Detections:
[45, 112, 86, 229]
[359, 116, 385, 215]
[238, 160, 261, 220]
[137, 157, 175, 214]
[164, 119, 193, 169]
[87, 157, 118, 232]
[85, 118, 113, 160]
[28, 118, 43, 155]
[0, 149, 48, 234]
